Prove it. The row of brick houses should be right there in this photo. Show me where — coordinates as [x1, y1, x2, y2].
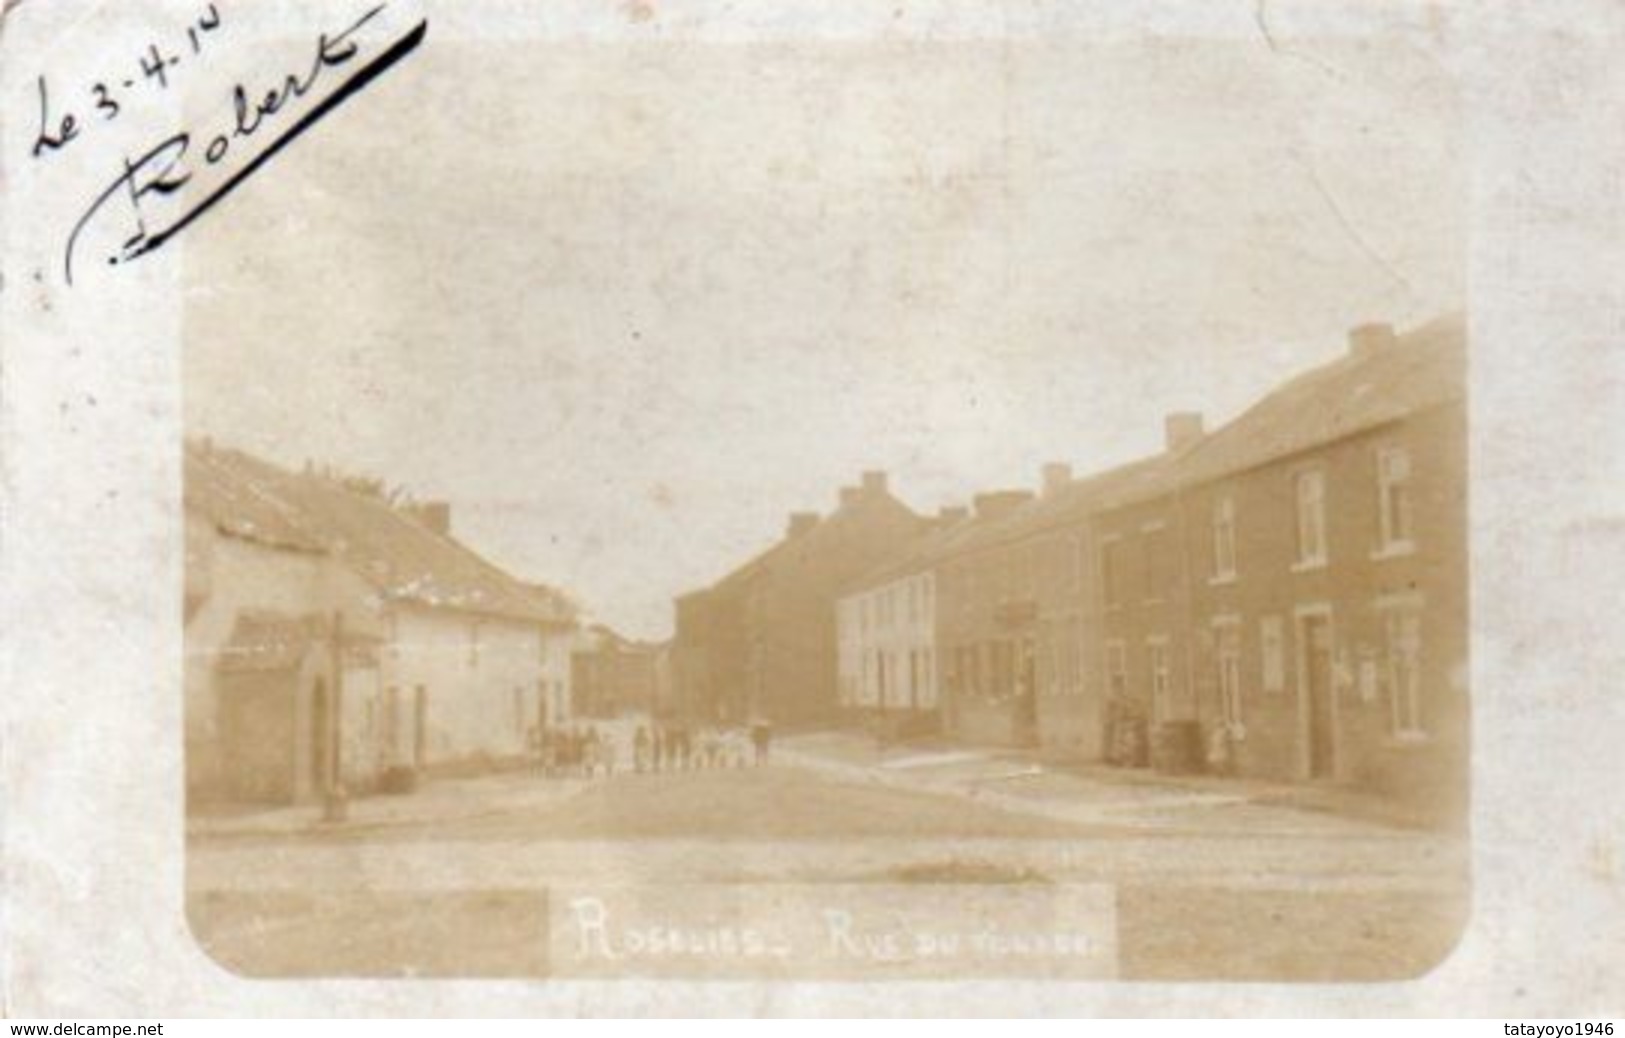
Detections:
[672, 472, 926, 727]
[682, 315, 1466, 806]
[184, 441, 579, 806]
[571, 623, 670, 719]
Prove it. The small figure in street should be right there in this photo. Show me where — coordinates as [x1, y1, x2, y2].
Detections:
[567, 727, 585, 777]
[633, 725, 651, 774]
[751, 719, 772, 766]
[541, 728, 559, 778]
[583, 726, 603, 779]
[527, 724, 545, 776]
[673, 725, 690, 770]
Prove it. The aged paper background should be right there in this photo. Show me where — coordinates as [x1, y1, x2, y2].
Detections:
[3, 0, 1623, 1016]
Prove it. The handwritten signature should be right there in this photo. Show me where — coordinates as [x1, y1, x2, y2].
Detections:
[62, 5, 426, 285]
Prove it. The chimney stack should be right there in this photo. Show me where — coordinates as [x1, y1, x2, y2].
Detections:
[1348, 322, 1397, 357]
[412, 501, 452, 536]
[786, 511, 819, 538]
[1164, 412, 1205, 453]
[1041, 462, 1072, 497]
[860, 470, 889, 497]
[837, 485, 862, 509]
[973, 489, 1034, 521]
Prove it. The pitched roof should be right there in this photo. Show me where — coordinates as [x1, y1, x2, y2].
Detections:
[840, 513, 978, 593]
[696, 491, 926, 602]
[1175, 314, 1465, 486]
[185, 442, 575, 625]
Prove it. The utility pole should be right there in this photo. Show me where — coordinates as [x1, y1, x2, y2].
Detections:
[324, 608, 349, 822]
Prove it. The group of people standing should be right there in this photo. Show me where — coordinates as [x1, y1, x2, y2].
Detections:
[529, 725, 619, 778]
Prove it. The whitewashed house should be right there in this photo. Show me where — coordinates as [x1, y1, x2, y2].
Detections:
[184, 441, 578, 805]
[835, 509, 970, 722]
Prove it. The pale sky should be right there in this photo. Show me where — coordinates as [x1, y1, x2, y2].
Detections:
[184, 25, 1463, 640]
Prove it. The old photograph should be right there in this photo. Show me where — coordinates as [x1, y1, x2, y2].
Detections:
[169, 4, 1467, 983]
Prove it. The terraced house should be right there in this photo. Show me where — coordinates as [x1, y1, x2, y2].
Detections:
[1170, 317, 1467, 809]
[672, 471, 924, 728]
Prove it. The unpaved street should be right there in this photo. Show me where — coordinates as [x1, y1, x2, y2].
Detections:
[188, 757, 1467, 981]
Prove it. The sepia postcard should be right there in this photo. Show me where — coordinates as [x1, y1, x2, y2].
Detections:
[2, 0, 1623, 1018]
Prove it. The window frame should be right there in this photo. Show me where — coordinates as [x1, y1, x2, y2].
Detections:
[1374, 445, 1416, 557]
[1211, 495, 1237, 583]
[1292, 468, 1329, 570]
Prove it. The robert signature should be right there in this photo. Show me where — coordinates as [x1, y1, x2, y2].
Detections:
[63, 5, 426, 285]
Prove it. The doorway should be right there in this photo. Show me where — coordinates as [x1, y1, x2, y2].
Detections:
[1296, 609, 1336, 780]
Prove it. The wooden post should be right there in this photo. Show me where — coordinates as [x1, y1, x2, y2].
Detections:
[324, 608, 349, 822]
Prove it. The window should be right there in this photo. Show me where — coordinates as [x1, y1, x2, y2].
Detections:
[512, 687, 525, 734]
[1212, 496, 1237, 580]
[1294, 470, 1328, 567]
[1377, 447, 1415, 553]
[1259, 616, 1285, 693]
[383, 686, 401, 758]
[1105, 641, 1128, 701]
[1145, 527, 1176, 601]
[1147, 639, 1171, 722]
[468, 620, 482, 668]
[1215, 621, 1243, 726]
[1102, 538, 1126, 608]
[1384, 605, 1424, 736]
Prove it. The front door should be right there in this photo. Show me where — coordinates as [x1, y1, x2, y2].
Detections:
[1300, 615, 1336, 779]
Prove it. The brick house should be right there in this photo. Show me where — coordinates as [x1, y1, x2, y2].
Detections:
[185, 441, 578, 805]
[1172, 317, 1467, 807]
[1080, 415, 1207, 769]
[1025, 442, 1196, 766]
[571, 623, 661, 719]
[672, 472, 923, 728]
[932, 487, 1046, 747]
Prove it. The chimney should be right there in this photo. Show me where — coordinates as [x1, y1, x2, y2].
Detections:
[412, 500, 451, 536]
[973, 489, 1034, 521]
[837, 485, 862, 509]
[1348, 322, 1397, 357]
[860, 470, 889, 497]
[938, 505, 970, 524]
[1041, 462, 1072, 497]
[1164, 411, 1205, 453]
[786, 511, 819, 538]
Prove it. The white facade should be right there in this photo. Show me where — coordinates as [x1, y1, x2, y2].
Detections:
[377, 606, 577, 768]
[187, 512, 578, 796]
[184, 516, 388, 796]
[836, 571, 939, 712]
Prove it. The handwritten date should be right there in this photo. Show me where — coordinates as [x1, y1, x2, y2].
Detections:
[33, 3, 223, 159]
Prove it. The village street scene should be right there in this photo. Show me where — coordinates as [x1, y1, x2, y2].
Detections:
[184, 315, 1469, 982]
